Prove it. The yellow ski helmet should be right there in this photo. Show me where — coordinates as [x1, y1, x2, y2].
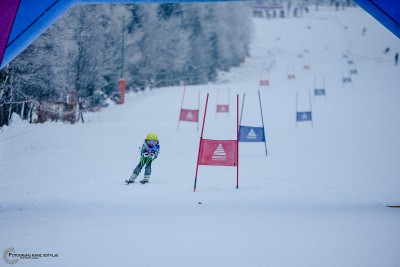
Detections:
[146, 133, 158, 141]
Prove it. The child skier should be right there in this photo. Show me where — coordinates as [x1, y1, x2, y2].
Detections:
[125, 133, 160, 184]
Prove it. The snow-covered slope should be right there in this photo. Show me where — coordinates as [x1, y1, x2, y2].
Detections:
[1, 6, 399, 267]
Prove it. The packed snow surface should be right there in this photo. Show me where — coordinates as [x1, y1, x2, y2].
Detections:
[1, 6, 400, 267]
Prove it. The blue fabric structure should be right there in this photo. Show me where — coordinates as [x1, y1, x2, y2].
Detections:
[1, 0, 74, 69]
[352, 0, 399, 39]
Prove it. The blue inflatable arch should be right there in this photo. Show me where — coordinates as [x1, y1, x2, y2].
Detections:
[0, 0, 399, 69]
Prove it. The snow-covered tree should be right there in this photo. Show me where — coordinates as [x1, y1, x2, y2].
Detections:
[0, 2, 252, 107]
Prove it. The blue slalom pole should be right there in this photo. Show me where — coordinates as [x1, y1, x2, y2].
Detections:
[296, 90, 299, 127]
[309, 89, 313, 127]
[258, 90, 268, 156]
[239, 93, 245, 126]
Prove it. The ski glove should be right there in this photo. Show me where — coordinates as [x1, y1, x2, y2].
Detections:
[143, 152, 156, 160]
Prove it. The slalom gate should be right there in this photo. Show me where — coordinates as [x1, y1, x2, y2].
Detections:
[177, 84, 200, 131]
[303, 58, 311, 70]
[238, 90, 268, 156]
[342, 71, 353, 86]
[193, 93, 239, 192]
[287, 66, 296, 80]
[347, 57, 358, 74]
[302, 50, 311, 70]
[216, 87, 230, 116]
[259, 69, 270, 87]
[296, 89, 313, 127]
[313, 75, 327, 101]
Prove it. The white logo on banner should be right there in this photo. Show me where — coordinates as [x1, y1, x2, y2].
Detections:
[247, 128, 257, 139]
[212, 143, 227, 161]
[301, 113, 309, 120]
[186, 111, 194, 120]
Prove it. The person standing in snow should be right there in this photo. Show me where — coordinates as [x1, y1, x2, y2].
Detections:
[125, 133, 160, 184]
[362, 27, 366, 36]
[395, 52, 399, 66]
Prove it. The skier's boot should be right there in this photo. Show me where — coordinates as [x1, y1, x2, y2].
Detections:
[140, 175, 150, 184]
[125, 174, 138, 185]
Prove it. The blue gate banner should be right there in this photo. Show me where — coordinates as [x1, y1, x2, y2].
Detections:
[342, 77, 352, 83]
[314, 89, 326, 96]
[296, 111, 312, 122]
[238, 126, 265, 142]
[350, 69, 358, 74]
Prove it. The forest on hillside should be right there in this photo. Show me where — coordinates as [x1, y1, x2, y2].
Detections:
[0, 3, 252, 126]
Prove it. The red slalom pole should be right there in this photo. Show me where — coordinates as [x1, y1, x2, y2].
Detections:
[194, 93, 209, 192]
[177, 84, 187, 130]
[197, 91, 200, 131]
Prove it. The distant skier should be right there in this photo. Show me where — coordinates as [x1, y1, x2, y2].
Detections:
[395, 52, 399, 66]
[125, 133, 160, 184]
[384, 47, 390, 54]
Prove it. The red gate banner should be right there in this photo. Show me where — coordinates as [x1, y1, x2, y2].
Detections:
[216, 104, 229, 113]
[198, 139, 237, 167]
[177, 86, 200, 130]
[179, 108, 199, 122]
